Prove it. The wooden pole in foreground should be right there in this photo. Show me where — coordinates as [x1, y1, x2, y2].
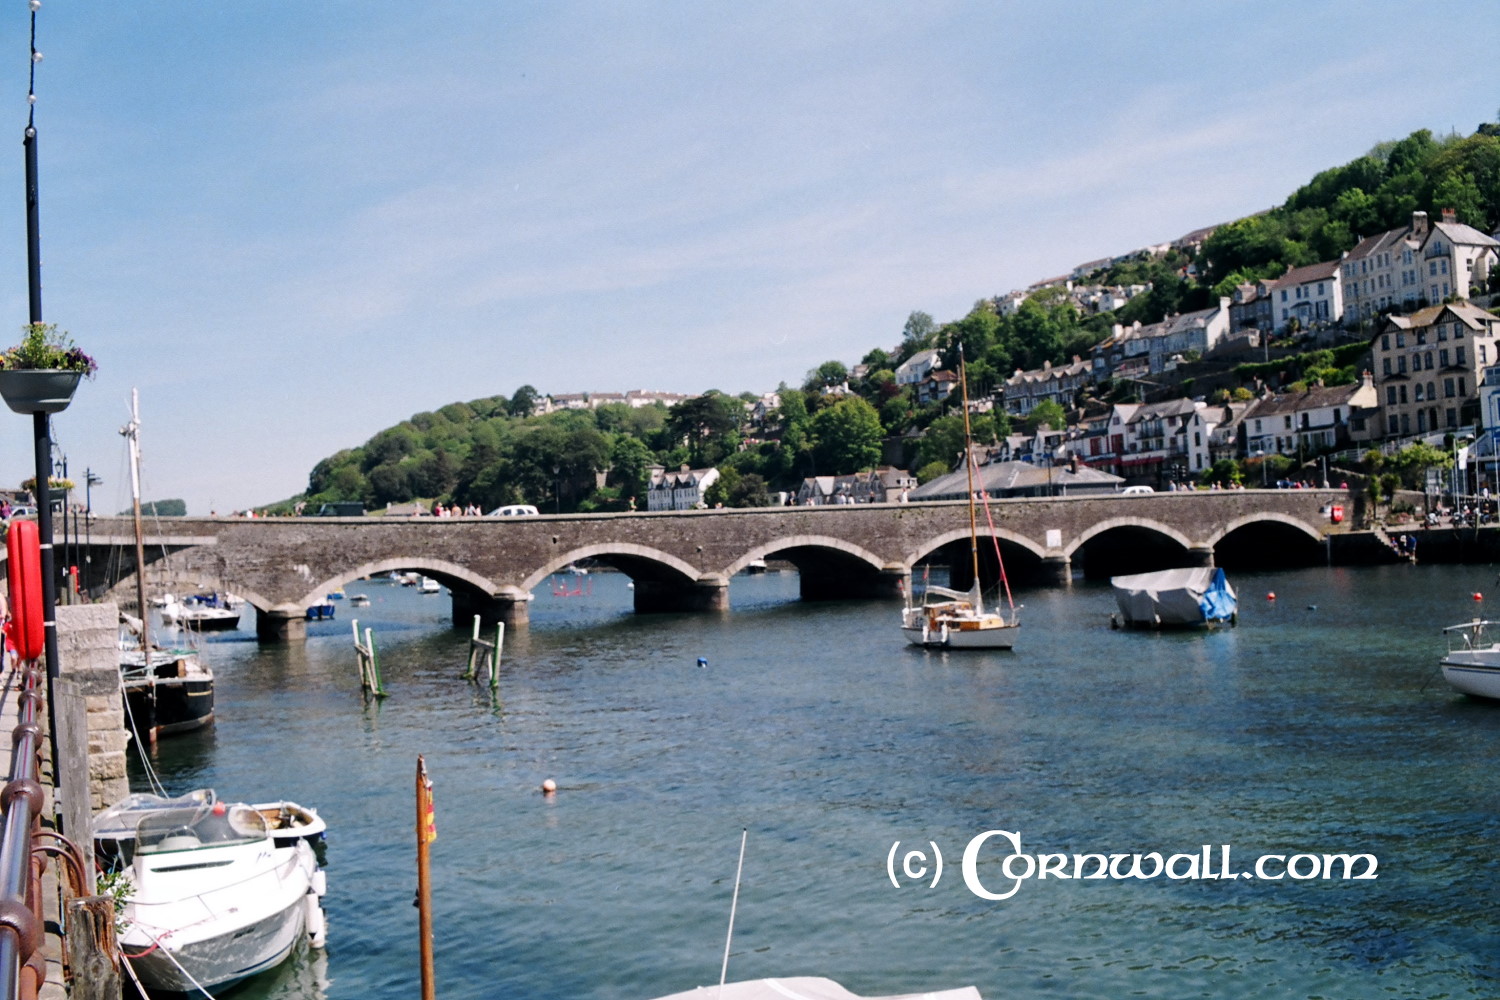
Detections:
[417, 756, 436, 1000]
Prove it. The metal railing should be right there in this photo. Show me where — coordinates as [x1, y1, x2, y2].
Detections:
[0, 658, 47, 1000]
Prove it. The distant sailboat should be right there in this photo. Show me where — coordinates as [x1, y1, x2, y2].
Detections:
[900, 348, 1020, 649]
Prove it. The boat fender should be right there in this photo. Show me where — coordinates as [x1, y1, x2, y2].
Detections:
[311, 869, 327, 897]
[305, 896, 327, 949]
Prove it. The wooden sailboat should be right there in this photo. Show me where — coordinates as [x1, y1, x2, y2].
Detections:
[900, 348, 1020, 649]
[119, 388, 215, 740]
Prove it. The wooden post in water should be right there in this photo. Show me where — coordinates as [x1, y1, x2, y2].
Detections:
[416, 756, 437, 1000]
[353, 619, 387, 698]
[463, 615, 504, 690]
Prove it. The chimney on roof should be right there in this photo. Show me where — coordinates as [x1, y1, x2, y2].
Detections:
[1412, 210, 1429, 239]
[1441, 207, 1457, 224]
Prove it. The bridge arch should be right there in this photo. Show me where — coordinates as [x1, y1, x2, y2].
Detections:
[291, 557, 508, 610]
[1203, 512, 1325, 548]
[518, 543, 703, 594]
[1066, 517, 1204, 580]
[905, 526, 1050, 591]
[725, 533, 900, 602]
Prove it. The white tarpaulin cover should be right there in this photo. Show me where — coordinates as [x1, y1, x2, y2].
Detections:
[1111, 566, 1237, 626]
[651, 978, 982, 1000]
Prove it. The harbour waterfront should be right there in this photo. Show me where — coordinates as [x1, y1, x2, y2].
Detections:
[136, 564, 1500, 1000]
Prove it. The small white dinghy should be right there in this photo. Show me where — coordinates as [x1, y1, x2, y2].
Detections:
[94, 789, 328, 993]
[652, 978, 981, 1000]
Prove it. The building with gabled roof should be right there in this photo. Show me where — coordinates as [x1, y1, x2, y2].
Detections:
[1341, 210, 1500, 326]
[999, 356, 1090, 418]
[1270, 259, 1342, 332]
[1241, 376, 1378, 461]
[1371, 301, 1500, 438]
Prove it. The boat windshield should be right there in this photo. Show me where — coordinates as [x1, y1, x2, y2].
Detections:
[135, 803, 268, 854]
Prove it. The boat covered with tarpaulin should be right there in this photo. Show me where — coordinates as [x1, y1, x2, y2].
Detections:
[1110, 567, 1237, 628]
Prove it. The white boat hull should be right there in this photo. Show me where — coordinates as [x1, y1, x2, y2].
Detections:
[1439, 654, 1500, 699]
[119, 831, 325, 992]
[901, 622, 1017, 650]
[124, 883, 309, 992]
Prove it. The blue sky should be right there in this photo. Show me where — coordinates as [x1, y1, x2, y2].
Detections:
[0, 2, 1495, 514]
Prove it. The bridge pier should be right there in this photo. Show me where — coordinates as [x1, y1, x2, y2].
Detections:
[1184, 546, 1216, 567]
[1037, 555, 1071, 587]
[451, 587, 532, 629]
[255, 607, 307, 644]
[634, 576, 729, 614]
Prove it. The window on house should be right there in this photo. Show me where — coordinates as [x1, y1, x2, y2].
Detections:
[1386, 386, 1397, 405]
[1441, 349, 1450, 366]
[1382, 358, 1392, 376]
[1457, 346, 1467, 366]
[1445, 377, 1455, 397]
[1388, 415, 1399, 435]
[1417, 329, 1427, 345]
[1283, 415, 1292, 429]
[1382, 334, 1390, 351]
[1428, 382, 1436, 400]
[1438, 324, 1447, 341]
[1426, 352, 1435, 370]
[1460, 377, 1467, 395]
[1447, 407, 1458, 427]
[1396, 333, 1406, 348]
[1399, 385, 1408, 404]
[1398, 356, 1408, 374]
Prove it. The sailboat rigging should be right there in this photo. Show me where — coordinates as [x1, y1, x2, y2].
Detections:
[900, 346, 1021, 649]
[118, 388, 215, 740]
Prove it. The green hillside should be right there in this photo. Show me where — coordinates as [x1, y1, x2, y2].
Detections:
[277, 123, 1500, 514]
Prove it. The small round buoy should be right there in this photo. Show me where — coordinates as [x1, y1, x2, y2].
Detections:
[1474, 593, 1484, 602]
[212, 801, 226, 816]
[540, 779, 556, 794]
[1267, 592, 1276, 601]
[697, 657, 708, 668]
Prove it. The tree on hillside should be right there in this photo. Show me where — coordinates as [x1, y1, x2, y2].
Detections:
[803, 360, 849, 392]
[508, 385, 540, 417]
[667, 393, 742, 467]
[1025, 399, 1067, 433]
[810, 396, 883, 474]
[901, 311, 937, 355]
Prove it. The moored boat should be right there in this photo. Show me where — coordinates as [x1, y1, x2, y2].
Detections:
[652, 978, 980, 1000]
[1110, 567, 1238, 629]
[900, 346, 1019, 650]
[1439, 618, 1500, 699]
[119, 640, 214, 740]
[95, 788, 328, 993]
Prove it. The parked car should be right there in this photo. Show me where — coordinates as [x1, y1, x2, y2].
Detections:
[487, 504, 540, 517]
[5, 505, 36, 519]
[1121, 485, 1154, 495]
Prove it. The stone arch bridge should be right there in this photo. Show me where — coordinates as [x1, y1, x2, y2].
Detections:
[76, 489, 1348, 642]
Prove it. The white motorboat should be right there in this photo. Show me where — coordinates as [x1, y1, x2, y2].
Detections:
[160, 593, 242, 631]
[95, 788, 328, 993]
[900, 348, 1019, 650]
[1439, 619, 1500, 699]
[418, 576, 441, 594]
[653, 978, 980, 1000]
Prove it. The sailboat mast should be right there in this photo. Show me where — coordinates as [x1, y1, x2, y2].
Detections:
[957, 345, 980, 586]
[125, 389, 151, 665]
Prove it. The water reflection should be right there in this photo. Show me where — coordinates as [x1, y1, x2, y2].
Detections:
[125, 566, 1500, 1000]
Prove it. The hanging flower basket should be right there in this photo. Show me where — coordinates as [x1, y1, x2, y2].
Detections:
[0, 369, 83, 414]
[0, 323, 95, 414]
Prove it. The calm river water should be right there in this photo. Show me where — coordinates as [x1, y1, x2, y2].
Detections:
[135, 563, 1500, 1000]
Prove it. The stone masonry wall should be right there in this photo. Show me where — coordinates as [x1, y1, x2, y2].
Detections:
[56, 603, 128, 812]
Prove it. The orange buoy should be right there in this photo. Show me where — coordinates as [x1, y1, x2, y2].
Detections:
[1474, 593, 1484, 602]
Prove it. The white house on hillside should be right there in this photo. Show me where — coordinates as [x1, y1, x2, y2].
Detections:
[646, 465, 720, 511]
